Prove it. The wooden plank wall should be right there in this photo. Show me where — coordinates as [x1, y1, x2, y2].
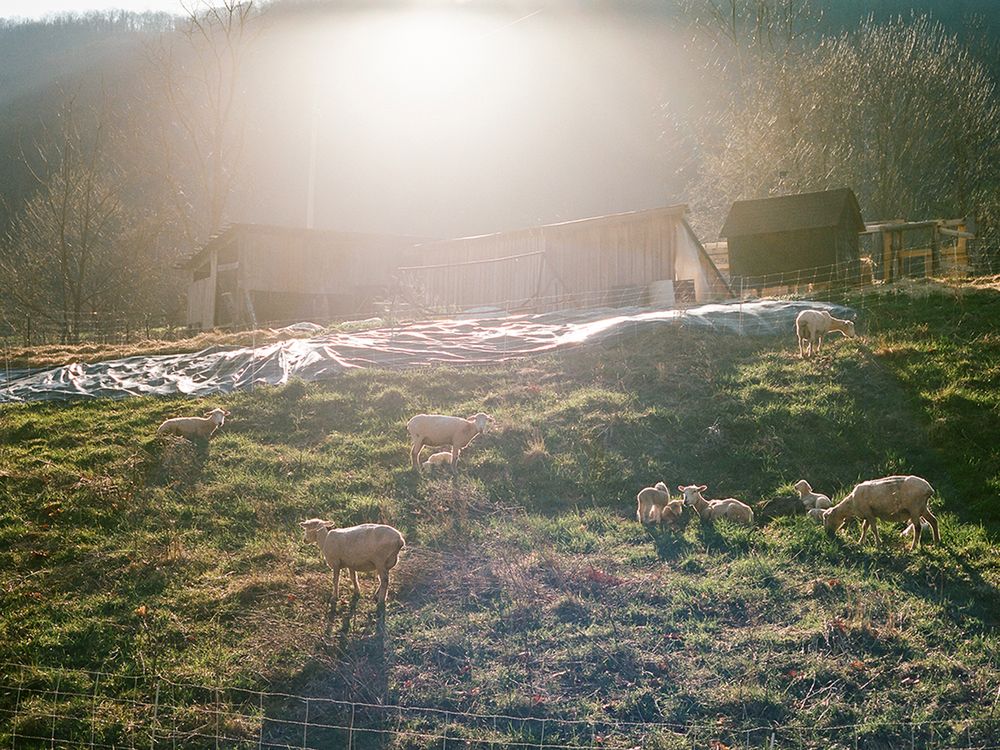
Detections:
[410, 211, 684, 311]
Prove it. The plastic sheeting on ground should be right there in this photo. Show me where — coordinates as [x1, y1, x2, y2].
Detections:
[0, 299, 854, 403]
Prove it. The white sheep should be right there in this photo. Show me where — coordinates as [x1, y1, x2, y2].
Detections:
[299, 518, 406, 606]
[795, 309, 856, 359]
[636, 482, 685, 528]
[156, 407, 230, 441]
[677, 484, 755, 525]
[823, 475, 940, 550]
[806, 508, 827, 524]
[794, 479, 833, 510]
[406, 412, 494, 470]
[421, 451, 455, 472]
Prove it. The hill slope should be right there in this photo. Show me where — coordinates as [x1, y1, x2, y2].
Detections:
[1, 282, 999, 748]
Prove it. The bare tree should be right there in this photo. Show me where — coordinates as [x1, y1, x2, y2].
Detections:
[680, 11, 1000, 258]
[0, 96, 159, 342]
[143, 0, 260, 249]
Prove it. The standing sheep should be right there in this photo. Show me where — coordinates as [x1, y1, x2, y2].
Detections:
[678, 484, 755, 525]
[406, 412, 494, 470]
[300, 518, 406, 607]
[794, 479, 833, 510]
[156, 408, 230, 441]
[823, 475, 940, 550]
[795, 309, 856, 359]
[636, 482, 685, 528]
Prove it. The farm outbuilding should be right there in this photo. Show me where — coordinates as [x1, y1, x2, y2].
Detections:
[721, 188, 865, 287]
[398, 205, 730, 312]
[182, 224, 421, 330]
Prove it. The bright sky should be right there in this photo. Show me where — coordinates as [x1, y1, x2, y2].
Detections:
[0, 0, 187, 19]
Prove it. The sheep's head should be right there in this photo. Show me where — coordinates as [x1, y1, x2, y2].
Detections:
[205, 408, 230, 425]
[843, 320, 856, 338]
[794, 479, 811, 496]
[677, 484, 707, 506]
[299, 518, 329, 543]
[821, 505, 843, 537]
[470, 412, 495, 433]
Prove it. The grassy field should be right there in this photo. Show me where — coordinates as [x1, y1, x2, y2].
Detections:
[1, 282, 999, 748]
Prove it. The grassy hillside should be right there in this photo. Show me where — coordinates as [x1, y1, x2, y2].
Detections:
[1, 283, 999, 748]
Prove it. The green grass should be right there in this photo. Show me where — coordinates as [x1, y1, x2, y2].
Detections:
[1, 282, 999, 748]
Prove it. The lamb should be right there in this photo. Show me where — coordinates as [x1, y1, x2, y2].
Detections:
[822, 475, 940, 550]
[406, 412, 494, 470]
[795, 309, 856, 359]
[299, 518, 406, 606]
[678, 484, 755, 525]
[794, 479, 833, 510]
[806, 508, 827, 524]
[421, 451, 455, 472]
[156, 408, 230, 441]
[636, 482, 686, 528]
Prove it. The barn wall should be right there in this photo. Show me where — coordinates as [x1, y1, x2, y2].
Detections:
[410, 209, 689, 310]
[186, 252, 216, 329]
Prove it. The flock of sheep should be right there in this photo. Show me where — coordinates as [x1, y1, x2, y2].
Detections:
[150, 306, 939, 611]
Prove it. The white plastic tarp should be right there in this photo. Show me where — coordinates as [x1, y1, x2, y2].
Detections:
[0, 300, 855, 403]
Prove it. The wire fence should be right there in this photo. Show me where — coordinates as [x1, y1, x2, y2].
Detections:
[2, 663, 999, 750]
[0, 251, 992, 356]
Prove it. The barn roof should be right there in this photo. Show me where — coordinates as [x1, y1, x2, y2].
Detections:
[178, 223, 427, 269]
[720, 188, 864, 238]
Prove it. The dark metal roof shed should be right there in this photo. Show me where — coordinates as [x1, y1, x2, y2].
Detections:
[720, 188, 865, 238]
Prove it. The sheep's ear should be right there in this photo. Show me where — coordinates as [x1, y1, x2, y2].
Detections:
[698, 485, 708, 492]
[677, 485, 685, 492]
[298, 521, 308, 528]
[224, 410, 231, 416]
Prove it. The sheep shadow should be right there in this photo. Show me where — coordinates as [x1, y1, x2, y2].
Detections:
[146, 435, 210, 486]
[643, 523, 692, 561]
[829, 532, 1000, 633]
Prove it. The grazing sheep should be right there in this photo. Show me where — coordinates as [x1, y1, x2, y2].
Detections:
[299, 518, 406, 606]
[421, 451, 455, 472]
[795, 309, 856, 358]
[156, 408, 230, 441]
[823, 475, 939, 550]
[794, 479, 833, 510]
[636, 482, 686, 528]
[407, 412, 494, 470]
[678, 484, 755, 525]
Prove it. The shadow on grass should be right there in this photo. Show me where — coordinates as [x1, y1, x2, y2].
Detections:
[643, 523, 692, 561]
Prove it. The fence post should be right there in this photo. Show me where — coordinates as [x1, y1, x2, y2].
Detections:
[302, 698, 309, 749]
[150, 680, 160, 750]
[50, 673, 62, 750]
[347, 702, 355, 750]
[89, 672, 99, 750]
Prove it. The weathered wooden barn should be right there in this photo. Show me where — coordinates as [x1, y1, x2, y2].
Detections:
[398, 205, 730, 312]
[182, 224, 420, 329]
[721, 188, 865, 286]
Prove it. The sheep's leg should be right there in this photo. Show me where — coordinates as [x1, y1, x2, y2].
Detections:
[907, 512, 923, 550]
[331, 565, 341, 608]
[858, 519, 870, 544]
[869, 517, 881, 545]
[350, 569, 361, 597]
[798, 336, 805, 359]
[450, 445, 460, 469]
[375, 568, 389, 604]
[922, 509, 941, 544]
[410, 439, 425, 470]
